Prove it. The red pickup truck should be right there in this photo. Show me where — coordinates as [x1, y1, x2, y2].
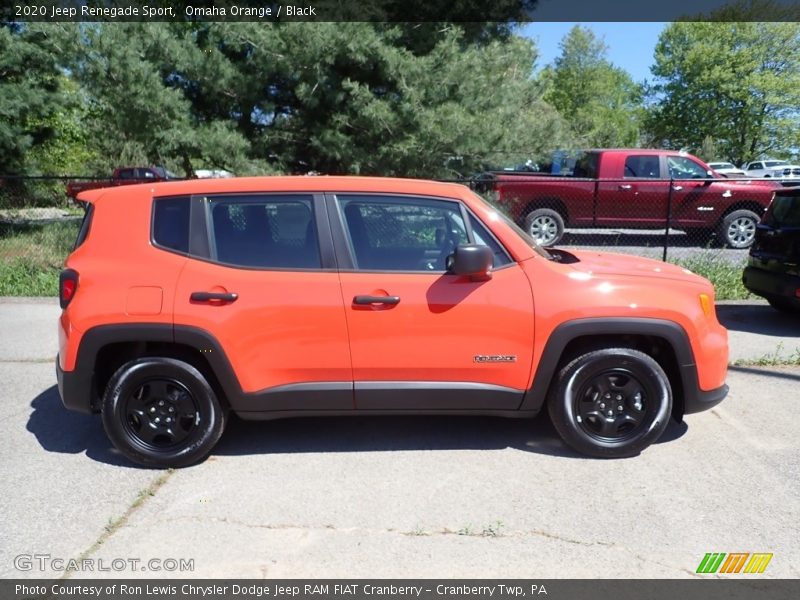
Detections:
[484, 149, 779, 248]
[66, 167, 180, 200]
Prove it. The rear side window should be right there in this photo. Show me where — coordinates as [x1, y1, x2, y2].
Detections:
[624, 155, 660, 178]
[73, 204, 94, 249]
[153, 197, 190, 253]
[208, 195, 320, 269]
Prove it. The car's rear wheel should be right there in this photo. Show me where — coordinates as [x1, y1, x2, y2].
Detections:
[102, 358, 226, 468]
[524, 208, 564, 246]
[548, 348, 672, 458]
[718, 209, 760, 249]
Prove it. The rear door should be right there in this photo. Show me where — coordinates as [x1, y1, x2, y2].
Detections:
[330, 193, 535, 410]
[173, 193, 353, 413]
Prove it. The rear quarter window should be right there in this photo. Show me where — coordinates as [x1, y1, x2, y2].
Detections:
[152, 197, 190, 253]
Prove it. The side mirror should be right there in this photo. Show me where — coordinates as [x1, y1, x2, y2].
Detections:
[447, 244, 493, 281]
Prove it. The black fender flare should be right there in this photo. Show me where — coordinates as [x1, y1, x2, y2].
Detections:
[519, 318, 699, 419]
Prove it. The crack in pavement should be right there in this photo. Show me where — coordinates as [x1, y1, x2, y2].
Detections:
[59, 470, 175, 580]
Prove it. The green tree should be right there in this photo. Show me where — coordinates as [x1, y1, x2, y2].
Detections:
[0, 24, 63, 175]
[542, 25, 642, 148]
[645, 21, 800, 165]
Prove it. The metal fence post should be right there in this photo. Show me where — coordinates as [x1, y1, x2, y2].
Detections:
[663, 178, 675, 263]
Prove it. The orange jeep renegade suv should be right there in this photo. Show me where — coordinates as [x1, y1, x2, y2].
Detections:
[57, 177, 729, 467]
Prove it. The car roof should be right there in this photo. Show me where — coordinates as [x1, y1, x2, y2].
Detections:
[77, 176, 469, 203]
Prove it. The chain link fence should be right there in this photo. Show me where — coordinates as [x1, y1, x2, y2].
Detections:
[462, 174, 800, 261]
[2, 173, 798, 297]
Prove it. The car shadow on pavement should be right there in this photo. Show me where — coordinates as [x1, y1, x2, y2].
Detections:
[26, 385, 138, 468]
[27, 386, 689, 465]
[212, 413, 687, 459]
[716, 303, 800, 336]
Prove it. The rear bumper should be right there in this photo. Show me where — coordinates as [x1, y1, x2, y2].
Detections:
[56, 355, 97, 414]
[743, 265, 800, 306]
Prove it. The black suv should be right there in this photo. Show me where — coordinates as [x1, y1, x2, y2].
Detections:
[743, 188, 800, 312]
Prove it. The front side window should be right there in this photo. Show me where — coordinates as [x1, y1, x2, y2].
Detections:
[624, 155, 661, 178]
[337, 196, 469, 271]
[667, 156, 708, 179]
[209, 195, 320, 269]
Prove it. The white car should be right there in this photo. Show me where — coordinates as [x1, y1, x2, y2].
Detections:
[743, 159, 791, 178]
[708, 161, 747, 177]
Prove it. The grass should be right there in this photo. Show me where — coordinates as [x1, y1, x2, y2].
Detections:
[670, 253, 752, 300]
[731, 343, 800, 367]
[0, 221, 80, 296]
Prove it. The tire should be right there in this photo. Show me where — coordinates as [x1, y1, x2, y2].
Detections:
[718, 209, 760, 249]
[548, 348, 672, 458]
[524, 208, 565, 246]
[102, 358, 226, 468]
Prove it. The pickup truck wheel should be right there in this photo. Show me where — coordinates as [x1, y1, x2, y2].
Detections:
[548, 348, 672, 458]
[102, 358, 226, 468]
[718, 209, 759, 249]
[524, 208, 564, 246]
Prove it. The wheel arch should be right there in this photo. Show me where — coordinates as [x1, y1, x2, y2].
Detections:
[718, 200, 766, 221]
[521, 197, 570, 226]
[75, 324, 242, 413]
[520, 318, 698, 421]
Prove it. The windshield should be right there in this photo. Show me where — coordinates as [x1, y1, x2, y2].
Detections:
[711, 162, 734, 169]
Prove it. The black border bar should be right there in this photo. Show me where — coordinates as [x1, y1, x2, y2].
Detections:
[3, 0, 800, 22]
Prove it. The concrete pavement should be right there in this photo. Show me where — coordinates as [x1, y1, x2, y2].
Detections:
[1, 297, 798, 579]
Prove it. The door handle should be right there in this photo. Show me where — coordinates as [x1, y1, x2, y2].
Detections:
[353, 295, 400, 305]
[618, 184, 632, 191]
[672, 185, 683, 191]
[190, 291, 238, 303]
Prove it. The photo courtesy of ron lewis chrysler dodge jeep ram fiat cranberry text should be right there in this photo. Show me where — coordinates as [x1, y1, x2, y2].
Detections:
[57, 177, 729, 467]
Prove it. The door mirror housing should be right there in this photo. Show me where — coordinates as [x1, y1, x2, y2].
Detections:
[447, 244, 493, 281]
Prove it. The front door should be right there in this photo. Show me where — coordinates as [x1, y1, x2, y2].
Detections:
[330, 193, 535, 410]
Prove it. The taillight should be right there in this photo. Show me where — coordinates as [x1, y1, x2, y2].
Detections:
[59, 269, 79, 309]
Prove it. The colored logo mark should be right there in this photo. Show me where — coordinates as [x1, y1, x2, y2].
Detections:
[696, 552, 773, 574]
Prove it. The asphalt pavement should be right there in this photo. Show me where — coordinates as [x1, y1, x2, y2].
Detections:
[1, 297, 798, 579]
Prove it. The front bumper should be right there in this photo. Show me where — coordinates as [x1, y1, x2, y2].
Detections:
[743, 265, 800, 307]
[56, 355, 97, 414]
[682, 380, 728, 415]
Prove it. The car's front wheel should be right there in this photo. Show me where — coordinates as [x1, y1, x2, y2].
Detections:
[102, 358, 226, 468]
[548, 348, 672, 458]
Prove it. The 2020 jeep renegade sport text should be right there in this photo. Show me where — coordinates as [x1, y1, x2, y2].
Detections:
[57, 177, 729, 467]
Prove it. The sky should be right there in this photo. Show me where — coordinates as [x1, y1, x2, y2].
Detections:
[521, 22, 668, 83]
